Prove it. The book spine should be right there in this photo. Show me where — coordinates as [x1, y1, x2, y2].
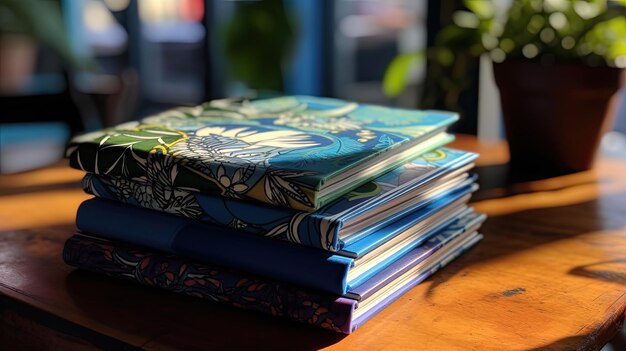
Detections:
[62, 235, 357, 334]
[289, 212, 344, 251]
[76, 198, 353, 294]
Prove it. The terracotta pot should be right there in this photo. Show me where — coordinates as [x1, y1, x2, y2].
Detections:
[493, 60, 624, 174]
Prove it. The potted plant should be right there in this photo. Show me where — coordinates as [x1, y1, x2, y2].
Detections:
[385, 0, 626, 174]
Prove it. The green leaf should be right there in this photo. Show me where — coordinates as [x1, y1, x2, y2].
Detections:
[453, 11, 480, 29]
[464, 0, 494, 19]
[96, 127, 184, 153]
[93, 126, 186, 175]
[382, 52, 424, 98]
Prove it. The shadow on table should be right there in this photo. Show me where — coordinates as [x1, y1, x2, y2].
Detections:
[427, 194, 626, 296]
[526, 335, 595, 351]
[526, 324, 626, 351]
[425, 161, 626, 297]
[471, 163, 603, 202]
[569, 259, 626, 286]
[65, 270, 346, 350]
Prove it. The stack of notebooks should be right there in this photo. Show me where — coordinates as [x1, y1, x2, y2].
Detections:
[63, 95, 486, 334]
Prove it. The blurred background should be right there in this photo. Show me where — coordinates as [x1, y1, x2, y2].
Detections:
[0, 0, 625, 174]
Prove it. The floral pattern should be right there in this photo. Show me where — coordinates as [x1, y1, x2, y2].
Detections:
[67, 95, 457, 210]
[82, 148, 476, 251]
[83, 152, 205, 219]
[63, 235, 355, 334]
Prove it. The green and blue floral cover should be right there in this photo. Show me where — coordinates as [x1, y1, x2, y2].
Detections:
[66, 96, 457, 210]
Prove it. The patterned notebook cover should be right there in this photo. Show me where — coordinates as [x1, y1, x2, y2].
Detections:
[66, 96, 457, 210]
[63, 226, 482, 334]
[82, 147, 476, 251]
[75, 186, 475, 294]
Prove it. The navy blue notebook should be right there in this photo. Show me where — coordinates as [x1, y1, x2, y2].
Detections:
[76, 183, 477, 294]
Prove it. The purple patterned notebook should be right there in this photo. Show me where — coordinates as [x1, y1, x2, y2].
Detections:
[63, 226, 482, 333]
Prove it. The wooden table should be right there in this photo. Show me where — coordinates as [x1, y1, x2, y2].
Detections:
[0, 136, 625, 350]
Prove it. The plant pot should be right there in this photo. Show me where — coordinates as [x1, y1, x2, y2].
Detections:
[493, 60, 624, 175]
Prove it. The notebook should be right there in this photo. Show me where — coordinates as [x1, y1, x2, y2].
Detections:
[81, 147, 477, 251]
[75, 188, 482, 294]
[63, 227, 483, 334]
[66, 96, 457, 210]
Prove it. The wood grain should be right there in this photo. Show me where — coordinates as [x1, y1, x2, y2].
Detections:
[0, 136, 624, 350]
